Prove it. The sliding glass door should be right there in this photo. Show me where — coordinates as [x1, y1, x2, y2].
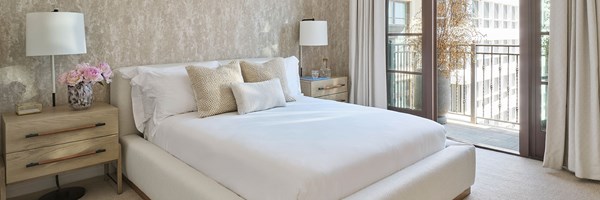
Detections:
[386, 0, 435, 119]
[386, 0, 551, 159]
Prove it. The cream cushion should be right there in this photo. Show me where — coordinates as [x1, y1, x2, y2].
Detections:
[231, 79, 286, 115]
[240, 58, 296, 102]
[186, 62, 243, 118]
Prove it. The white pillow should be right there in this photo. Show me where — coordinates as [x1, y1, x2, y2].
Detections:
[231, 79, 286, 115]
[283, 56, 301, 97]
[130, 61, 220, 134]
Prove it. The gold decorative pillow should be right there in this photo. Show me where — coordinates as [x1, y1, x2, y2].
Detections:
[240, 58, 296, 102]
[186, 61, 244, 118]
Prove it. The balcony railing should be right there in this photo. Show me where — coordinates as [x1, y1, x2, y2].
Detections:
[450, 44, 520, 128]
[388, 42, 520, 128]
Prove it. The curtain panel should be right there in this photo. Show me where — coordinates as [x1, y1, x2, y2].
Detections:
[543, 0, 600, 180]
[349, 0, 387, 108]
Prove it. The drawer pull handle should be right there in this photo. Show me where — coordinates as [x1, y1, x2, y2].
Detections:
[26, 149, 106, 168]
[336, 99, 346, 102]
[318, 84, 346, 90]
[25, 123, 106, 138]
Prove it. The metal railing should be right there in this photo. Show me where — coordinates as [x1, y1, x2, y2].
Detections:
[387, 40, 423, 110]
[450, 44, 520, 126]
[387, 42, 520, 127]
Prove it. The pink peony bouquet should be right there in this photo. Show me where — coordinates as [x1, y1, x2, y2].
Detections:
[58, 62, 113, 86]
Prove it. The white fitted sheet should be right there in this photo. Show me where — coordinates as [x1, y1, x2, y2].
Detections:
[151, 96, 446, 200]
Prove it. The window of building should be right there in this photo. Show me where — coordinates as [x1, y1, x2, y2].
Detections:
[473, 1, 480, 18]
[511, 6, 517, 20]
[388, 1, 408, 26]
[494, 4, 500, 20]
[484, 2, 490, 18]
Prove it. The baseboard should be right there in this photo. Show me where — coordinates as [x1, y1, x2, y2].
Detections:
[6, 165, 106, 198]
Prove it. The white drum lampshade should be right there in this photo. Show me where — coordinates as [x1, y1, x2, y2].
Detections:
[26, 11, 87, 107]
[299, 21, 328, 46]
[26, 12, 87, 56]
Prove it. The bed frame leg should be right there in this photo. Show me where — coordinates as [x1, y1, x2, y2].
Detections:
[453, 187, 471, 200]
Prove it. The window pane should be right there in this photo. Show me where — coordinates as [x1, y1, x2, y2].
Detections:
[541, 84, 548, 131]
[541, 0, 550, 32]
[388, 35, 422, 72]
[387, 0, 422, 111]
[484, 2, 490, 18]
[473, 1, 480, 17]
[387, 73, 423, 110]
[494, 4, 499, 19]
[512, 6, 516, 20]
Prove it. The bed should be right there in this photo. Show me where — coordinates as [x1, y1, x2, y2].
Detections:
[110, 57, 475, 200]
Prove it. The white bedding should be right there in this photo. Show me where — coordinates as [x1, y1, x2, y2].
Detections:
[151, 96, 446, 200]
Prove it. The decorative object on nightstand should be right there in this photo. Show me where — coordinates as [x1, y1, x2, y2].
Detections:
[15, 102, 43, 116]
[301, 76, 348, 103]
[0, 103, 122, 200]
[320, 58, 331, 78]
[311, 70, 320, 79]
[26, 9, 87, 107]
[299, 19, 328, 76]
[58, 62, 113, 110]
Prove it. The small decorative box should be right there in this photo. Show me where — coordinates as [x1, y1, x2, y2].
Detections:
[15, 102, 43, 115]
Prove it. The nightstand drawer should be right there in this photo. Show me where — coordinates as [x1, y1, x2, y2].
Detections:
[3, 105, 118, 153]
[5, 135, 119, 184]
[302, 77, 348, 97]
[319, 92, 349, 103]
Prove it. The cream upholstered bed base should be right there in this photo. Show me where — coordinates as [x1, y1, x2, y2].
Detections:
[110, 60, 475, 200]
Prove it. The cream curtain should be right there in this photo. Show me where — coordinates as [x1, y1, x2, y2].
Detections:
[543, 0, 600, 180]
[349, 0, 387, 108]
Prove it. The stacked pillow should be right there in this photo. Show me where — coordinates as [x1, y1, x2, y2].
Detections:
[186, 57, 296, 117]
[186, 61, 244, 118]
[130, 61, 220, 133]
[129, 56, 301, 131]
[231, 79, 287, 115]
[240, 58, 296, 102]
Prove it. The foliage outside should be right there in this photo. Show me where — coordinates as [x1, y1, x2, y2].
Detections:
[436, 0, 481, 78]
[408, 0, 482, 78]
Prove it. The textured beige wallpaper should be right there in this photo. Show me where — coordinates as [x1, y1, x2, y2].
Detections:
[0, 0, 348, 113]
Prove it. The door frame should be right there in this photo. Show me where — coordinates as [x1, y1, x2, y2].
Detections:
[520, 0, 546, 159]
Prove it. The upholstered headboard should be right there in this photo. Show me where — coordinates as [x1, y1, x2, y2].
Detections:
[110, 58, 275, 138]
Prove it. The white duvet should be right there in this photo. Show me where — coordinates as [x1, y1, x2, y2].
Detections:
[151, 96, 446, 200]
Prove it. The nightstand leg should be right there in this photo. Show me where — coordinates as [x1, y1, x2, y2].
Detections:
[104, 163, 109, 181]
[1, 159, 5, 200]
[1, 175, 5, 200]
[117, 145, 123, 194]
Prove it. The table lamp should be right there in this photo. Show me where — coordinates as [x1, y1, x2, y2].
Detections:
[299, 19, 328, 76]
[26, 9, 87, 107]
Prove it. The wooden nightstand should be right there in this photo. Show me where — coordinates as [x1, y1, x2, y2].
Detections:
[1, 103, 122, 199]
[301, 76, 349, 102]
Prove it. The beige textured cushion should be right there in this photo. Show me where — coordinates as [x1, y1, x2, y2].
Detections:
[240, 58, 296, 102]
[186, 62, 243, 118]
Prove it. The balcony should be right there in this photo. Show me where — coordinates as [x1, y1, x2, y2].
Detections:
[388, 42, 520, 152]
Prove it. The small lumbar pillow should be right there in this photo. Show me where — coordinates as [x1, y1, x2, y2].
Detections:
[186, 61, 244, 118]
[240, 58, 296, 102]
[231, 79, 287, 115]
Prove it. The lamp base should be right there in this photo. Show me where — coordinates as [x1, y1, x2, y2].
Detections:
[39, 187, 85, 200]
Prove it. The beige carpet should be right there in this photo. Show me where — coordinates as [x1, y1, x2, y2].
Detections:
[466, 149, 600, 200]
[10, 149, 600, 199]
[9, 176, 142, 200]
